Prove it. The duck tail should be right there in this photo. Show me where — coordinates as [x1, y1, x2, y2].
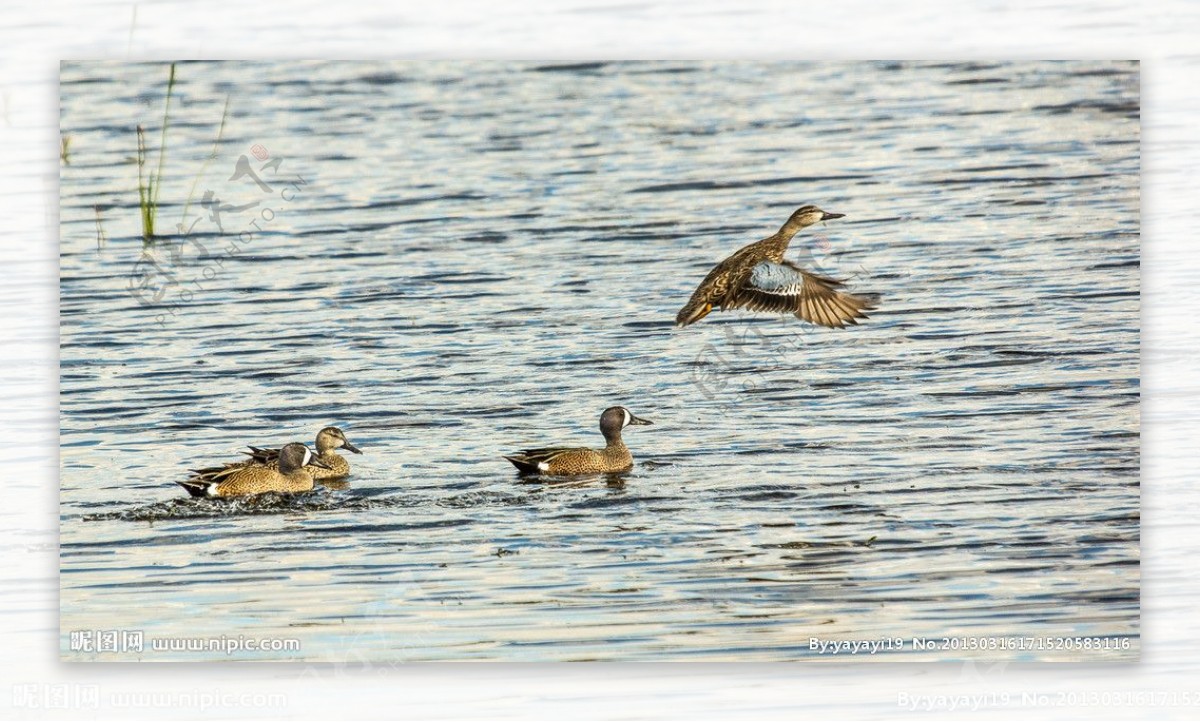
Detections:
[675, 300, 713, 328]
[176, 479, 214, 498]
[502, 455, 541, 474]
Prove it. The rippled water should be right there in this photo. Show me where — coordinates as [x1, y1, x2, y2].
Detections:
[59, 60, 1139, 661]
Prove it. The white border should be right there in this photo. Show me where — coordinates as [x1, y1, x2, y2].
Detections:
[4, 1, 1195, 719]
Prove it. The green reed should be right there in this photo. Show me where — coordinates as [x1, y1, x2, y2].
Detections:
[136, 62, 177, 242]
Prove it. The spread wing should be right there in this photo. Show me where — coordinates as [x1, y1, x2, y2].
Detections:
[729, 260, 877, 328]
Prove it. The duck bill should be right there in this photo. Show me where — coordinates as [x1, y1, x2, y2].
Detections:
[309, 457, 334, 470]
[820, 211, 845, 221]
[628, 414, 653, 426]
[342, 440, 363, 455]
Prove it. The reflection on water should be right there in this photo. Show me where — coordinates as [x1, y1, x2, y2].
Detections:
[59, 60, 1139, 661]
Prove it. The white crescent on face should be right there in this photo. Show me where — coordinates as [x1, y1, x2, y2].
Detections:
[302, 447, 313, 466]
[622, 408, 632, 427]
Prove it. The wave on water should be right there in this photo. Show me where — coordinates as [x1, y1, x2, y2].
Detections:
[80, 488, 430, 522]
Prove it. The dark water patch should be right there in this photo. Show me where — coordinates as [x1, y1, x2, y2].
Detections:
[961, 163, 1052, 172]
[1071, 289, 1139, 300]
[621, 319, 674, 331]
[356, 71, 411, 85]
[353, 416, 466, 431]
[361, 192, 487, 210]
[1033, 100, 1139, 117]
[463, 231, 508, 243]
[630, 175, 870, 194]
[409, 272, 511, 285]
[927, 61, 1005, 72]
[924, 173, 1109, 186]
[437, 405, 527, 419]
[529, 62, 609, 74]
[59, 338, 141, 350]
[945, 356, 1050, 370]
[1089, 259, 1139, 270]
[194, 347, 278, 358]
[625, 65, 700, 76]
[729, 489, 796, 501]
[73, 574, 298, 590]
[1069, 67, 1133, 77]
[946, 77, 1009, 85]
[525, 220, 679, 236]
[922, 381, 1114, 398]
[1088, 558, 1140, 569]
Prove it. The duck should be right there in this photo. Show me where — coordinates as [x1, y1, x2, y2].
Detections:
[676, 204, 877, 328]
[241, 426, 362, 480]
[177, 443, 331, 498]
[503, 406, 653, 476]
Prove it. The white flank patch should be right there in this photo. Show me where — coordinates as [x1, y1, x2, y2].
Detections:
[537, 461, 550, 472]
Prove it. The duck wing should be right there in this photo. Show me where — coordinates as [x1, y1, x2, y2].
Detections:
[242, 445, 281, 465]
[729, 260, 877, 328]
[186, 461, 248, 484]
[503, 447, 579, 474]
[676, 245, 766, 327]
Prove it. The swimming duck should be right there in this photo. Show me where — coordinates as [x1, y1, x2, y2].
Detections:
[177, 443, 331, 498]
[503, 406, 652, 475]
[241, 426, 362, 480]
[676, 204, 877, 328]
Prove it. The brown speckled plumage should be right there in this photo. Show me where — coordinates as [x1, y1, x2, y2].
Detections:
[241, 426, 362, 480]
[504, 406, 652, 476]
[190, 426, 362, 484]
[178, 443, 330, 498]
[676, 205, 877, 328]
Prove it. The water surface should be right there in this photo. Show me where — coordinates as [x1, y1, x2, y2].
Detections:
[59, 60, 1139, 661]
